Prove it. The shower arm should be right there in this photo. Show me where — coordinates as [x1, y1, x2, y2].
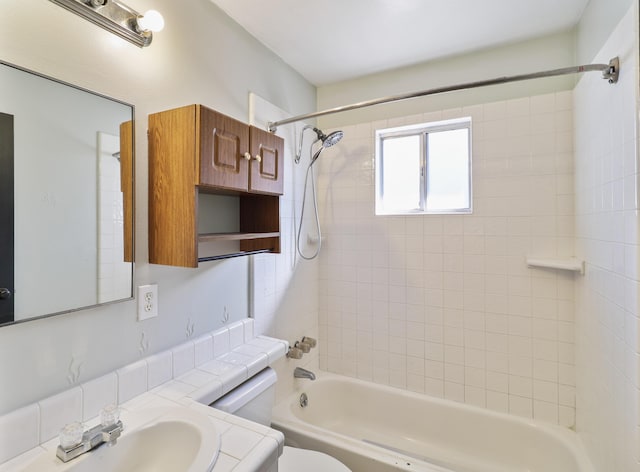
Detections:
[295, 125, 318, 164]
[268, 57, 619, 133]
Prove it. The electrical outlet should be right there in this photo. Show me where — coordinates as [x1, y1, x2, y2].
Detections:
[137, 284, 158, 321]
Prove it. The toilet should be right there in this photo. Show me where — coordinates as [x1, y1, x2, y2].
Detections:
[211, 367, 350, 471]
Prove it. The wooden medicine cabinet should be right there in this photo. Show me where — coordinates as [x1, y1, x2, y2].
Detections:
[148, 104, 283, 267]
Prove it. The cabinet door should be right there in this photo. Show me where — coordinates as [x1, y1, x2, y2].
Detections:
[199, 106, 249, 192]
[249, 126, 283, 195]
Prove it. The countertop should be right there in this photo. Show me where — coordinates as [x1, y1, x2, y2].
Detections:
[0, 320, 288, 471]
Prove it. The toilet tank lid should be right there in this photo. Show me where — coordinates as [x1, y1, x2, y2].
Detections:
[210, 367, 277, 412]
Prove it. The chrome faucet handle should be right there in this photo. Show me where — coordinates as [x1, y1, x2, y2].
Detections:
[100, 421, 123, 446]
[100, 404, 122, 446]
[56, 404, 124, 462]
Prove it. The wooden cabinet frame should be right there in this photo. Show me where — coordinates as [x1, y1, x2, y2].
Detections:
[148, 105, 283, 267]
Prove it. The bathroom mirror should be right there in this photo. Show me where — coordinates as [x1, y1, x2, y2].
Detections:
[0, 60, 134, 327]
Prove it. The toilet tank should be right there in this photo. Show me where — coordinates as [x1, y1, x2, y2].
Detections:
[210, 367, 277, 427]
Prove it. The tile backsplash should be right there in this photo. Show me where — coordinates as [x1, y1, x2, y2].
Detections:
[0, 319, 287, 464]
[317, 91, 577, 427]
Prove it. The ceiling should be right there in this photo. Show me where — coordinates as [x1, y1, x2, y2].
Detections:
[210, 0, 590, 86]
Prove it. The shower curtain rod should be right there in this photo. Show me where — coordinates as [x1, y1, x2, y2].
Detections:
[268, 56, 619, 133]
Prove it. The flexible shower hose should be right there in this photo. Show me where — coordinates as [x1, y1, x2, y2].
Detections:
[296, 155, 322, 260]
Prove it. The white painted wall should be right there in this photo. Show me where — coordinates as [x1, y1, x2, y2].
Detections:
[574, 3, 640, 471]
[0, 0, 315, 415]
[576, 0, 634, 63]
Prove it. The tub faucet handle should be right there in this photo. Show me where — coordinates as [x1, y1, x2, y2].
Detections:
[294, 340, 311, 353]
[287, 347, 304, 359]
[301, 336, 317, 348]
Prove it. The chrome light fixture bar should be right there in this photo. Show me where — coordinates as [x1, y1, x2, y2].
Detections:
[49, 0, 162, 47]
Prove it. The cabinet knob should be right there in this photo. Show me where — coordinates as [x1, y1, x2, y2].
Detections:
[243, 152, 251, 161]
[253, 155, 262, 163]
[0, 288, 11, 300]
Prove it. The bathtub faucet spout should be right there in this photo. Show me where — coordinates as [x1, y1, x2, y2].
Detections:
[294, 367, 316, 380]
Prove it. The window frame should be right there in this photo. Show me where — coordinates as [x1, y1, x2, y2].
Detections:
[375, 117, 472, 216]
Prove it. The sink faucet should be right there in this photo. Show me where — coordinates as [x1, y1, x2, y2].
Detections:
[294, 367, 316, 380]
[56, 405, 123, 463]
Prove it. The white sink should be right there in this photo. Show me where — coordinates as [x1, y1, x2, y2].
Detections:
[21, 407, 220, 472]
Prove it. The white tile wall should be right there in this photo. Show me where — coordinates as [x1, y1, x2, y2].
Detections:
[80, 373, 117, 421]
[194, 334, 214, 366]
[317, 90, 577, 426]
[574, 3, 640, 472]
[229, 323, 245, 350]
[249, 95, 322, 403]
[213, 329, 230, 358]
[96, 132, 129, 304]
[116, 360, 148, 405]
[0, 404, 39, 463]
[172, 342, 195, 378]
[38, 388, 82, 443]
[146, 351, 172, 390]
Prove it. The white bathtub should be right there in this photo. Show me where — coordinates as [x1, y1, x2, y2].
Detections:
[271, 371, 595, 472]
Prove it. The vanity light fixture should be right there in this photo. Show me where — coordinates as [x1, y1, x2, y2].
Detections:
[49, 0, 164, 47]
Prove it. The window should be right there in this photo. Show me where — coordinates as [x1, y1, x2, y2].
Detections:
[375, 117, 472, 215]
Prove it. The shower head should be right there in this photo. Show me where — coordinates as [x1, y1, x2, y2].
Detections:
[310, 128, 343, 165]
[313, 127, 344, 148]
[296, 125, 344, 164]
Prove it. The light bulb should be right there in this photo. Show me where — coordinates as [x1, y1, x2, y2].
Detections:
[137, 10, 164, 32]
